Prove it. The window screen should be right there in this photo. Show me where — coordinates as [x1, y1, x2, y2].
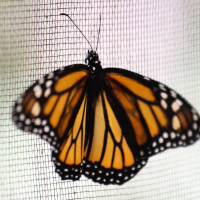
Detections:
[1, 1, 200, 200]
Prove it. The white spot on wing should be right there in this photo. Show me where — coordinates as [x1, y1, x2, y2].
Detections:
[172, 143, 177, 147]
[152, 141, 157, 147]
[16, 105, 22, 113]
[193, 114, 198, 121]
[166, 142, 171, 147]
[191, 109, 196, 114]
[193, 123, 197, 130]
[172, 115, 181, 130]
[17, 97, 23, 104]
[187, 130, 193, 137]
[158, 137, 164, 143]
[142, 160, 146, 165]
[176, 133, 180, 137]
[31, 101, 41, 116]
[25, 118, 31, 125]
[42, 120, 47, 126]
[159, 84, 167, 91]
[42, 135, 47, 139]
[47, 72, 54, 79]
[161, 99, 167, 109]
[50, 131, 55, 137]
[196, 134, 200, 139]
[178, 140, 183, 145]
[34, 118, 41, 126]
[38, 129, 43, 134]
[19, 114, 25, 121]
[34, 85, 42, 98]
[163, 132, 168, 138]
[170, 90, 177, 98]
[33, 128, 38, 133]
[181, 135, 186, 140]
[160, 146, 164, 151]
[44, 126, 50, 132]
[161, 92, 168, 99]
[171, 101, 180, 112]
[124, 176, 128, 180]
[46, 80, 53, 88]
[38, 78, 45, 84]
[154, 148, 159, 153]
[170, 132, 176, 139]
[144, 77, 150, 81]
[118, 173, 122, 177]
[44, 88, 51, 98]
[176, 99, 183, 106]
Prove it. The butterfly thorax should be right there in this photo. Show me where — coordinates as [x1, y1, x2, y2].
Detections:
[85, 50, 103, 95]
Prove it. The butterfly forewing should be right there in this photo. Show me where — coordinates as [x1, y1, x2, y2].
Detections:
[104, 68, 200, 158]
[12, 64, 90, 180]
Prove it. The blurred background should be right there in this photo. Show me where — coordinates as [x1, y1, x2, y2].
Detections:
[0, 1, 200, 199]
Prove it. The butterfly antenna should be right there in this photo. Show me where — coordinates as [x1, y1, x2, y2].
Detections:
[60, 13, 93, 50]
[96, 14, 101, 52]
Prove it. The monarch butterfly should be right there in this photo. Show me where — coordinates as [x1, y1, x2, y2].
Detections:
[12, 14, 200, 185]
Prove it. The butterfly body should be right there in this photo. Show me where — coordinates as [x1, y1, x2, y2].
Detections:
[12, 49, 200, 185]
[85, 50, 103, 96]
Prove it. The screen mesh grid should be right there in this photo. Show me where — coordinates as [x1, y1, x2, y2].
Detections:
[0, 1, 200, 200]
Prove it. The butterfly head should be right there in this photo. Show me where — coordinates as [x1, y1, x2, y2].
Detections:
[85, 50, 100, 67]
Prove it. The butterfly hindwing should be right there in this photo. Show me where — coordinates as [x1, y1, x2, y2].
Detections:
[82, 89, 148, 185]
[104, 68, 200, 159]
[52, 94, 87, 180]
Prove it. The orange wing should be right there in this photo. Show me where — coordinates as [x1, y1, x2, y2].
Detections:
[83, 90, 148, 185]
[82, 68, 200, 185]
[12, 64, 200, 185]
[103, 68, 200, 159]
[52, 94, 87, 180]
[12, 64, 89, 180]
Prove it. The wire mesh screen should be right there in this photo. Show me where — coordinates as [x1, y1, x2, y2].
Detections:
[1, 1, 200, 199]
